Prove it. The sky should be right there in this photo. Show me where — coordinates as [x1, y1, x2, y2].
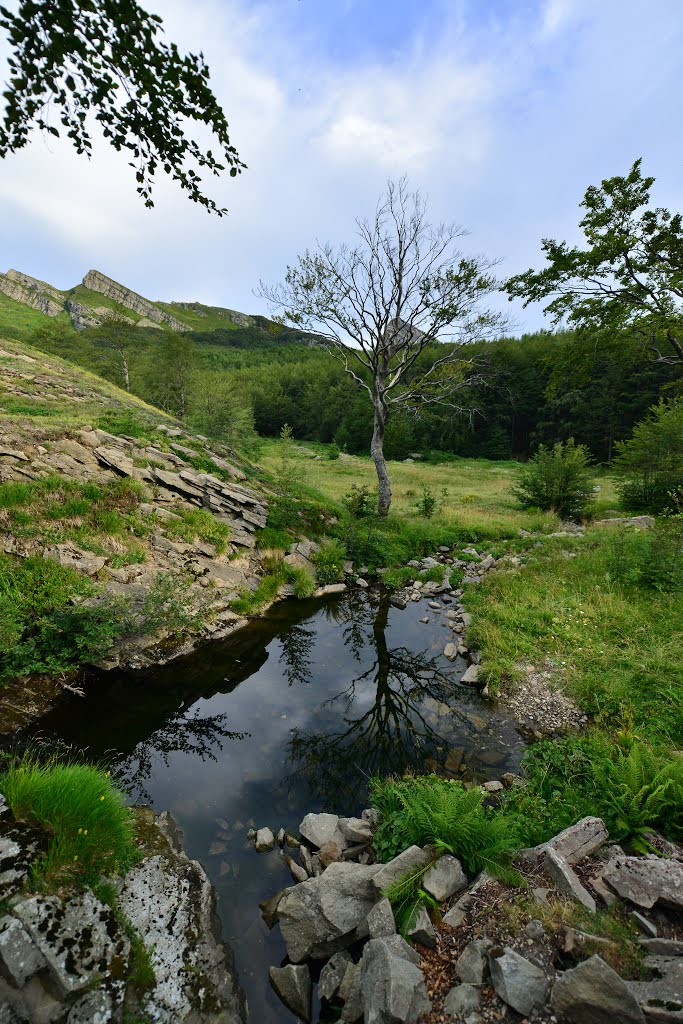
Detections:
[1, 0, 682, 333]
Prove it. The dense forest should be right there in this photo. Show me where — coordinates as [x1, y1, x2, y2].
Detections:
[20, 314, 678, 465]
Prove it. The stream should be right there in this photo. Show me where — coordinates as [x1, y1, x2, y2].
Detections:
[29, 588, 526, 1022]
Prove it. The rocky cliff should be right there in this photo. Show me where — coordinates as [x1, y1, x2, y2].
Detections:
[0, 272, 63, 317]
[81, 269, 189, 331]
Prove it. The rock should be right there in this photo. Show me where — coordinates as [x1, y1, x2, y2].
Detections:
[406, 907, 437, 948]
[259, 891, 284, 928]
[314, 583, 347, 597]
[43, 544, 106, 576]
[443, 642, 458, 660]
[638, 938, 683, 956]
[551, 954, 645, 1023]
[0, 446, 28, 460]
[489, 947, 550, 1016]
[444, 747, 464, 774]
[277, 862, 383, 962]
[442, 905, 466, 929]
[338, 817, 374, 844]
[456, 938, 493, 985]
[480, 554, 495, 570]
[269, 964, 311, 1022]
[340, 962, 363, 1022]
[527, 816, 609, 865]
[482, 780, 504, 793]
[255, 827, 275, 852]
[318, 950, 353, 1002]
[525, 919, 545, 940]
[285, 856, 308, 884]
[299, 812, 340, 849]
[359, 936, 431, 1024]
[602, 855, 683, 909]
[65, 988, 116, 1023]
[461, 665, 480, 685]
[588, 872, 620, 906]
[422, 855, 467, 902]
[367, 898, 397, 938]
[362, 808, 381, 828]
[319, 840, 344, 867]
[443, 984, 482, 1016]
[627, 953, 683, 1022]
[0, 916, 46, 987]
[630, 910, 658, 937]
[372, 847, 433, 895]
[545, 847, 596, 912]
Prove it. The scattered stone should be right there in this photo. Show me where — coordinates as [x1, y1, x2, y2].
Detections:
[627, 955, 683, 1024]
[482, 780, 503, 793]
[588, 872, 619, 906]
[544, 847, 596, 912]
[602, 855, 683, 910]
[525, 919, 545, 940]
[367, 898, 396, 939]
[371, 847, 433, 895]
[259, 891, 284, 928]
[443, 642, 458, 660]
[276, 828, 285, 847]
[338, 818, 374, 844]
[630, 910, 657, 937]
[318, 950, 353, 1003]
[422, 855, 467, 902]
[443, 983, 482, 1016]
[299, 812, 341, 849]
[489, 947, 550, 1017]
[551, 954, 645, 1023]
[285, 856, 308, 884]
[456, 938, 493, 985]
[319, 840, 344, 867]
[359, 936, 431, 1024]
[0, 916, 46, 987]
[442, 905, 466, 929]
[269, 964, 311, 1023]
[406, 907, 437, 948]
[255, 827, 275, 852]
[461, 665, 480, 685]
[530, 816, 609, 865]
[638, 938, 683, 956]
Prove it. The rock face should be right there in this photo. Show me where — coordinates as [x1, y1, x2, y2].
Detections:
[0, 805, 245, 1024]
[82, 269, 189, 331]
[277, 862, 383, 962]
[359, 936, 431, 1024]
[0, 271, 63, 316]
[551, 955, 645, 1023]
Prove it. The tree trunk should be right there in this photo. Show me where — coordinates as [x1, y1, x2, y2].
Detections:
[371, 400, 391, 517]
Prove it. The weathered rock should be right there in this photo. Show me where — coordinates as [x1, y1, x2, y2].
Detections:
[456, 938, 493, 985]
[0, 916, 46, 987]
[406, 907, 436, 948]
[255, 827, 275, 852]
[277, 862, 382, 962]
[285, 856, 308, 884]
[359, 936, 431, 1024]
[526, 816, 609, 865]
[443, 642, 458, 660]
[299, 812, 341, 849]
[269, 964, 311, 1022]
[551, 954, 645, 1023]
[443, 983, 481, 1016]
[602, 855, 683, 909]
[259, 890, 284, 928]
[340, 962, 363, 1023]
[422, 855, 467, 902]
[338, 817, 374, 844]
[461, 664, 480, 685]
[627, 954, 683, 1022]
[43, 543, 106, 575]
[545, 847, 596, 912]
[367, 898, 397, 938]
[372, 846, 433, 895]
[489, 947, 550, 1016]
[442, 905, 466, 929]
[638, 938, 683, 956]
[630, 910, 658, 937]
[318, 950, 353, 1002]
[319, 839, 344, 867]
[482, 780, 504, 793]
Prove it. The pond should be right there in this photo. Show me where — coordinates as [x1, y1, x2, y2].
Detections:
[30, 588, 526, 1022]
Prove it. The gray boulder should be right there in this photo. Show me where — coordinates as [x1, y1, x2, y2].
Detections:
[0, 916, 46, 987]
[545, 847, 596, 912]
[372, 846, 433, 894]
[367, 898, 397, 938]
[443, 983, 481, 1016]
[299, 812, 342, 849]
[318, 950, 353, 1002]
[269, 964, 311, 1023]
[422, 855, 467, 902]
[602, 855, 683, 909]
[551, 954, 645, 1023]
[277, 862, 382, 962]
[456, 938, 493, 985]
[406, 907, 436, 948]
[255, 827, 275, 852]
[489, 947, 550, 1016]
[525, 816, 608, 865]
[627, 955, 683, 1023]
[359, 936, 431, 1024]
[338, 817, 374, 844]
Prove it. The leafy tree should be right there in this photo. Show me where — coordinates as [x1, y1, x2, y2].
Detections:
[512, 438, 595, 519]
[187, 369, 255, 448]
[88, 312, 137, 389]
[613, 398, 683, 512]
[0, 0, 244, 212]
[260, 178, 504, 516]
[141, 332, 196, 417]
[506, 160, 683, 365]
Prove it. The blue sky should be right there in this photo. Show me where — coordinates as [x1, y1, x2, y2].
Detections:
[1, 0, 682, 332]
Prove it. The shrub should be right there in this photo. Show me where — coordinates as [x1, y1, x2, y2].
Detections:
[414, 483, 446, 519]
[0, 755, 138, 887]
[313, 538, 347, 585]
[604, 514, 683, 593]
[326, 443, 341, 460]
[342, 483, 377, 520]
[512, 438, 595, 519]
[614, 399, 683, 513]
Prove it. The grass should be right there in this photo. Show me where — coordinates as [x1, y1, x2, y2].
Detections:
[165, 507, 231, 553]
[230, 557, 316, 613]
[0, 754, 138, 888]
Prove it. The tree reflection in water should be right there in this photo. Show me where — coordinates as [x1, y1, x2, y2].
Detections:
[115, 706, 249, 804]
[285, 591, 473, 808]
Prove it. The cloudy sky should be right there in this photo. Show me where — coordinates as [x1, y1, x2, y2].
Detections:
[1, 0, 682, 332]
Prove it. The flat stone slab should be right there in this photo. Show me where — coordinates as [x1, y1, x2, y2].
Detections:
[545, 847, 596, 912]
[602, 856, 683, 909]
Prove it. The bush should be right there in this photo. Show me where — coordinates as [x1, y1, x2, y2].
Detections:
[512, 438, 595, 519]
[614, 399, 683, 513]
[0, 754, 138, 887]
[604, 514, 683, 593]
[313, 538, 347, 585]
[414, 483, 445, 519]
[342, 483, 377, 519]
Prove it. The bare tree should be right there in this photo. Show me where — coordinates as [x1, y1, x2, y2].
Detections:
[260, 178, 505, 516]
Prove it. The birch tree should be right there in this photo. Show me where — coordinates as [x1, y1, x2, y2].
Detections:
[260, 178, 505, 516]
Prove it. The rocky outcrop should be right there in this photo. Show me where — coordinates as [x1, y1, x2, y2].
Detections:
[65, 298, 103, 330]
[0, 272, 63, 316]
[5, 269, 64, 302]
[82, 270, 188, 331]
[0, 802, 246, 1024]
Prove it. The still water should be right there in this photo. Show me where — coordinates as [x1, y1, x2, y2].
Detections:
[32, 589, 526, 1022]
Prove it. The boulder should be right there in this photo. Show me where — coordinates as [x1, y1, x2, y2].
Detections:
[545, 847, 596, 912]
[406, 907, 436, 948]
[443, 642, 458, 660]
[551, 954, 645, 1023]
[627, 955, 683, 1022]
[456, 938, 493, 985]
[443, 983, 481, 1016]
[526, 816, 608, 865]
[277, 862, 382, 962]
[461, 665, 480, 685]
[367, 898, 397, 939]
[340, 962, 363, 1023]
[371, 846, 433, 895]
[0, 917, 46, 987]
[269, 964, 311, 1023]
[422, 855, 467, 902]
[255, 827, 275, 852]
[602, 856, 683, 910]
[489, 947, 550, 1016]
[318, 951, 353, 1003]
[359, 936, 431, 1024]
[299, 812, 341, 849]
[338, 817, 374, 844]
